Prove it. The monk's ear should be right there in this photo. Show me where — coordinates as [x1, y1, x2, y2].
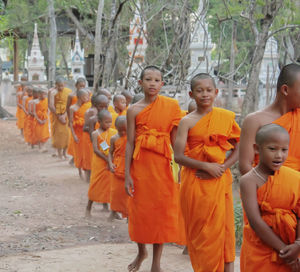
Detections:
[189, 91, 193, 99]
[280, 84, 289, 97]
[161, 81, 164, 87]
[215, 88, 219, 95]
[253, 143, 259, 155]
[138, 79, 143, 86]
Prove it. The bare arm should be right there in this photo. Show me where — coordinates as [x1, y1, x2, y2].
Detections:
[66, 94, 73, 121]
[48, 89, 57, 114]
[240, 175, 286, 252]
[23, 97, 28, 114]
[223, 141, 239, 170]
[69, 106, 78, 143]
[108, 136, 117, 172]
[92, 130, 108, 162]
[125, 107, 136, 197]
[83, 110, 92, 132]
[239, 115, 259, 175]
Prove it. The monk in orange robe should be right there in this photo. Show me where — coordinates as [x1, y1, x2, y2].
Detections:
[111, 94, 127, 128]
[28, 88, 40, 147]
[69, 89, 91, 178]
[121, 90, 133, 107]
[22, 86, 34, 144]
[82, 94, 109, 182]
[108, 116, 128, 220]
[48, 78, 72, 159]
[240, 124, 300, 271]
[86, 109, 117, 216]
[125, 66, 182, 272]
[174, 74, 240, 272]
[239, 63, 300, 175]
[33, 88, 49, 151]
[16, 76, 28, 135]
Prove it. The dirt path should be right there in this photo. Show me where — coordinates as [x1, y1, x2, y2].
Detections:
[0, 115, 240, 271]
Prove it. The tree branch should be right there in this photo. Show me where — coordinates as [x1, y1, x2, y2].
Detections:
[267, 24, 300, 40]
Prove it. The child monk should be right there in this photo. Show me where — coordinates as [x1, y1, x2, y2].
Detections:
[121, 90, 133, 107]
[240, 124, 300, 271]
[86, 109, 117, 216]
[125, 66, 182, 272]
[82, 94, 109, 182]
[22, 86, 33, 145]
[111, 94, 127, 128]
[16, 76, 27, 136]
[33, 88, 49, 152]
[66, 77, 87, 164]
[97, 88, 114, 114]
[69, 89, 91, 179]
[174, 73, 240, 272]
[239, 63, 300, 174]
[108, 115, 128, 221]
[48, 77, 72, 159]
[27, 88, 40, 148]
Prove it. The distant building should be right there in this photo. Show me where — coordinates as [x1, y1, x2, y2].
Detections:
[71, 29, 86, 83]
[27, 23, 46, 81]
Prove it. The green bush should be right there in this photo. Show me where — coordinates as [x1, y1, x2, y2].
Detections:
[234, 201, 243, 247]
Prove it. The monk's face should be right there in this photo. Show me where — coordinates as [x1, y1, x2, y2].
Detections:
[114, 96, 127, 112]
[139, 70, 163, 97]
[117, 123, 127, 137]
[81, 93, 89, 103]
[190, 79, 218, 108]
[27, 89, 33, 97]
[96, 102, 108, 112]
[76, 81, 86, 91]
[256, 133, 289, 172]
[56, 82, 65, 92]
[100, 115, 112, 130]
[285, 72, 300, 109]
[39, 92, 47, 100]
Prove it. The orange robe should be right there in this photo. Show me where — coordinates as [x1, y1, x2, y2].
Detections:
[88, 128, 117, 203]
[23, 97, 32, 143]
[35, 98, 49, 143]
[273, 109, 300, 171]
[67, 95, 78, 157]
[110, 136, 128, 217]
[52, 88, 72, 149]
[128, 95, 182, 244]
[180, 107, 240, 272]
[82, 131, 93, 171]
[73, 102, 92, 169]
[240, 166, 300, 272]
[16, 88, 24, 129]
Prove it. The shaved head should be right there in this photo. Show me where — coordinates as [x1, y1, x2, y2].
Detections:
[121, 90, 133, 99]
[98, 88, 111, 98]
[277, 63, 300, 92]
[255, 124, 289, 145]
[140, 65, 163, 80]
[115, 115, 126, 128]
[98, 109, 111, 121]
[191, 73, 216, 91]
[55, 77, 65, 84]
[95, 94, 109, 105]
[113, 94, 126, 103]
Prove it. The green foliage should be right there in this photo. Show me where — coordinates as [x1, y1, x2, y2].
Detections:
[234, 201, 243, 247]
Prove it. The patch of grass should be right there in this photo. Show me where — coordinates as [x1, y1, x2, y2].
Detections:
[234, 201, 243, 247]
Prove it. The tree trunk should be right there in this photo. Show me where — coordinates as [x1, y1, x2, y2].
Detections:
[13, 38, 18, 81]
[93, 0, 105, 90]
[48, 0, 57, 88]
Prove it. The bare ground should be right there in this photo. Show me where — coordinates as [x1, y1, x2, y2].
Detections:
[0, 111, 240, 272]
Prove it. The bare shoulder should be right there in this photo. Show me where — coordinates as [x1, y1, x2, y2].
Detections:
[111, 134, 119, 143]
[91, 130, 98, 138]
[127, 102, 144, 118]
[240, 171, 258, 192]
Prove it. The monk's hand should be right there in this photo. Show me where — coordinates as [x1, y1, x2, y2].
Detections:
[125, 175, 134, 197]
[74, 135, 79, 143]
[204, 163, 225, 178]
[58, 114, 67, 124]
[109, 163, 116, 173]
[279, 244, 300, 265]
[195, 170, 214, 180]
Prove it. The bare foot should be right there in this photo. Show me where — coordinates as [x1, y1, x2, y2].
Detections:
[85, 209, 91, 218]
[101, 203, 109, 213]
[107, 211, 122, 222]
[128, 251, 148, 272]
[151, 266, 163, 272]
[182, 246, 188, 255]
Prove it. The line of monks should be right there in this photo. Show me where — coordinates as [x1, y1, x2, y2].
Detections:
[13, 62, 300, 272]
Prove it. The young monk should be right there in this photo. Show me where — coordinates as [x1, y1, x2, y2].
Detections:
[66, 77, 87, 164]
[27, 88, 40, 148]
[97, 88, 114, 114]
[125, 66, 182, 272]
[48, 77, 72, 159]
[121, 90, 133, 107]
[33, 88, 49, 152]
[174, 73, 240, 272]
[22, 86, 33, 145]
[111, 94, 127, 128]
[69, 89, 91, 179]
[16, 76, 27, 135]
[86, 109, 117, 216]
[239, 63, 300, 174]
[108, 115, 128, 221]
[82, 94, 110, 182]
[240, 124, 300, 271]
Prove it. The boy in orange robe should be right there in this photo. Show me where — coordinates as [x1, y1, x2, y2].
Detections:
[48, 77, 72, 159]
[240, 124, 300, 271]
[82, 94, 109, 182]
[108, 115, 128, 221]
[22, 86, 33, 144]
[121, 90, 133, 107]
[111, 94, 127, 128]
[239, 63, 300, 175]
[69, 89, 91, 179]
[125, 66, 182, 272]
[28, 88, 40, 148]
[86, 109, 117, 216]
[33, 88, 49, 151]
[174, 73, 240, 272]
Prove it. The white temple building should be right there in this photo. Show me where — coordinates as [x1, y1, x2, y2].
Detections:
[127, 2, 147, 76]
[188, 0, 213, 79]
[71, 29, 86, 82]
[258, 35, 280, 108]
[27, 23, 46, 81]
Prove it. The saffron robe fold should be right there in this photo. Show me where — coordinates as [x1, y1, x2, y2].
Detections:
[23, 97, 33, 143]
[240, 166, 300, 272]
[73, 102, 91, 169]
[67, 95, 78, 156]
[35, 98, 50, 143]
[180, 107, 240, 272]
[128, 95, 182, 244]
[29, 102, 37, 145]
[16, 88, 24, 129]
[52, 88, 72, 149]
[110, 136, 128, 218]
[82, 131, 93, 171]
[88, 128, 117, 203]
